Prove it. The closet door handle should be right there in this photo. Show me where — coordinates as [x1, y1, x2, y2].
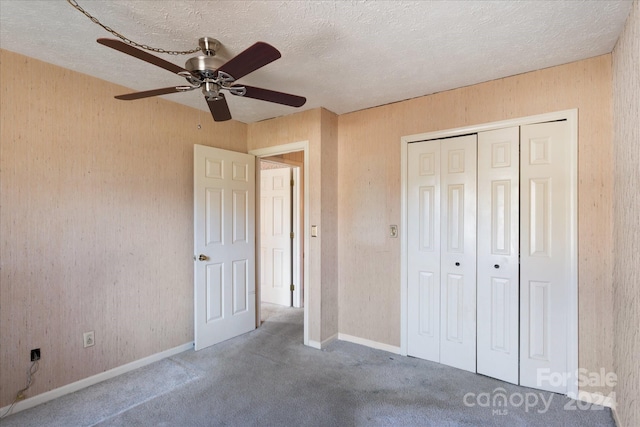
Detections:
[455, 262, 460, 267]
[494, 264, 500, 269]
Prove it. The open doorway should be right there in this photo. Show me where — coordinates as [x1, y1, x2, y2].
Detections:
[258, 152, 304, 325]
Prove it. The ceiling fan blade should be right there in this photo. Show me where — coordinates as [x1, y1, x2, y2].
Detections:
[97, 38, 189, 75]
[115, 86, 189, 100]
[217, 42, 281, 81]
[234, 85, 306, 107]
[206, 94, 232, 122]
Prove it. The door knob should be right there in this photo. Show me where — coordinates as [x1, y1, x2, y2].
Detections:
[455, 262, 460, 266]
[494, 264, 500, 269]
[198, 254, 209, 261]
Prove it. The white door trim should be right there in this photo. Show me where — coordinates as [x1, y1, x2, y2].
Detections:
[400, 110, 578, 396]
[292, 166, 302, 308]
[250, 141, 310, 347]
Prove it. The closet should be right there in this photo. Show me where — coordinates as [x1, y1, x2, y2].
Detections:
[406, 119, 573, 394]
[407, 134, 478, 372]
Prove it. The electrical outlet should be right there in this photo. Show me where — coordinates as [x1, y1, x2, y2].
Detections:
[83, 331, 95, 348]
[30, 348, 41, 361]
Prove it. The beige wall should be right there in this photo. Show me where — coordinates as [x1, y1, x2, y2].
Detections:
[338, 55, 615, 393]
[320, 109, 339, 341]
[612, 1, 639, 426]
[247, 108, 339, 343]
[0, 50, 247, 406]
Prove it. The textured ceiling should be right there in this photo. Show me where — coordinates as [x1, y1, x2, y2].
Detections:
[0, 0, 633, 123]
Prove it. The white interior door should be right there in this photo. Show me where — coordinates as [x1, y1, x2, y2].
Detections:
[477, 127, 520, 384]
[407, 135, 477, 372]
[519, 121, 571, 393]
[439, 135, 477, 373]
[260, 167, 292, 307]
[194, 145, 256, 351]
[407, 140, 441, 362]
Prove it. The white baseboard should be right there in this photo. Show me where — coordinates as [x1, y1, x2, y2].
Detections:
[307, 339, 322, 349]
[0, 342, 193, 417]
[572, 390, 616, 409]
[322, 333, 338, 347]
[611, 406, 620, 427]
[338, 333, 401, 355]
[307, 333, 338, 350]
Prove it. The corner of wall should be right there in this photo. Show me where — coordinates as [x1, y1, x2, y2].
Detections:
[611, 1, 640, 426]
[320, 108, 339, 342]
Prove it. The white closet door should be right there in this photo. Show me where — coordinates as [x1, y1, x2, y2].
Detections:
[477, 127, 520, 384]
[407, 140, 441, 362]
[439, 135, 477, 373]
[408, 135, 477, 371]
[520, 121, 571, 393]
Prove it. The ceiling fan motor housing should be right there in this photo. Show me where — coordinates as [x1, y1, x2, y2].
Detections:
[185, 55, 225, 80]
[186, 37, 226, 81]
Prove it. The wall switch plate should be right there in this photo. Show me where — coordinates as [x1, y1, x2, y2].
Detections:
[390, 225, 398, 238]
[311, 225, 318, 237]
[83, 331, 95, 348]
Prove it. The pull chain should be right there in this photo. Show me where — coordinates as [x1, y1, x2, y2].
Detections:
[67, 0, 200, 55]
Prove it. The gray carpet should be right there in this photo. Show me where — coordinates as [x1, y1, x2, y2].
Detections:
[1, 304, 615, 426]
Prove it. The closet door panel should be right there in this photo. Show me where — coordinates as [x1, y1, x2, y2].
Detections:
[520, 121, 570, 393]
[407, 141, 441, 362]
[440, 135, 477, 373]
[477, 126, 520, 384]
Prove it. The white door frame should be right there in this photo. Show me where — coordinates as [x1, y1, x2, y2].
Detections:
[250, 141, 310, 346]
[291, 166, 302, 308]
[400, 110, 578, 396]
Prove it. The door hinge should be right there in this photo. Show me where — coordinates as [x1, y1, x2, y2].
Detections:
[290, 232, 295, 239]
[290, 284, 295, 291]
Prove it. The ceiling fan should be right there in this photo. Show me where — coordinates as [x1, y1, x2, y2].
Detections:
[97, 37, 306, 122]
